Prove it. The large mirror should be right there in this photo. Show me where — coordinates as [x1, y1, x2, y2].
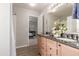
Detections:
[45, 3, 78, 34]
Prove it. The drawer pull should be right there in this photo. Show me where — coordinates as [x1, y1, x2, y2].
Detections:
[50, 48, 52, 50]
[59, 44, 61, 46]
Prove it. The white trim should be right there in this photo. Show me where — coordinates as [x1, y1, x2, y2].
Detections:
[10, 3, 16, 56]
[16, 45, 28, 49]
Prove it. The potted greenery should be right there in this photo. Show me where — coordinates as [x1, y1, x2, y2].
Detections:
[51, 23, 67, 38]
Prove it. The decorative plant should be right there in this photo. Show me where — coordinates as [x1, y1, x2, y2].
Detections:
[51, 23, 67, 37]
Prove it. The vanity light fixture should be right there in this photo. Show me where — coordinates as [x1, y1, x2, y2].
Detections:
[52, 8, 56, 12]
[47, 3, 57, 13]
[48, 3, 57, 10]
[29, 3, 36, 7]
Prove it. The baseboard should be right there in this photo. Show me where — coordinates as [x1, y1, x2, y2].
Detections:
[16, 45, 28, 49]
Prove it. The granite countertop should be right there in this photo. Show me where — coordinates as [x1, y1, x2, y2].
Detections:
[37, 34, 79, 49]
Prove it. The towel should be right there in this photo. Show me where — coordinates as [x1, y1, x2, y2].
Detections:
[72, 3, 79, 19]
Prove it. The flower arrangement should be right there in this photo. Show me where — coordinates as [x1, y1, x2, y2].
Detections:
[51, 23, 67, 37]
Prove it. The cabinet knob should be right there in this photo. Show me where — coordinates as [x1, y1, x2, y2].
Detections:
[50, 48, 52, 50]
[59, 44, 61, 46]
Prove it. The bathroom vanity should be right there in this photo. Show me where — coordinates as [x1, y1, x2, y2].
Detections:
[37, 34, 79, 56]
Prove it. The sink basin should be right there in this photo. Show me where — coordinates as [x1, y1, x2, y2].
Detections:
[56, 38, 77, 42]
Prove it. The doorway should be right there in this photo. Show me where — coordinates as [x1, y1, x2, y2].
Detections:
[29, 16, 38, 46]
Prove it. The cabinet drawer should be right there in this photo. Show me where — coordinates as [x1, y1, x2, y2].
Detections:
[47, 39, 57, 56]
[47, 39, 57, 48]
[37, 37, 46, 47]
[41, 37, 46, 42]
[46, 52, 56, 56]
[40, 37, 47, 47]
[61, 43, 79, 56]
[40, 49, 47, 56]
[47, 45, 57, 56]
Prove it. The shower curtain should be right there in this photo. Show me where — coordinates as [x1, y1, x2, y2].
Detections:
[72, 3, 79, 32]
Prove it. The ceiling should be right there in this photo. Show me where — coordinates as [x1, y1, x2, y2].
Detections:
[13, 3, 73, 17]
[48, 3, 73, 17]
[13, 3, 50, 13]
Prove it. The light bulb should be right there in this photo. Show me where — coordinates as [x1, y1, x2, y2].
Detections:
[29, 3, 36, 7]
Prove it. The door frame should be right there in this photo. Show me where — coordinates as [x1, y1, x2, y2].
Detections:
[28, 15, 38, 46]
[10, 3, 16, 56]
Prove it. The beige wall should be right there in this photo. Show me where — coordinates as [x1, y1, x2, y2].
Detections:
[13, 6, 40, 48]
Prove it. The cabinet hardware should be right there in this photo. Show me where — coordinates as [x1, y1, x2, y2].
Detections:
[59, 44, 61, 46]
[50, 48, 52, 50]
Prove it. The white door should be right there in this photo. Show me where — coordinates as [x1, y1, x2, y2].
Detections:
[0, 3, 10, 56]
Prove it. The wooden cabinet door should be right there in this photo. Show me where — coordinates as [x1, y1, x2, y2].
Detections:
[40, 37, 47, 56]
[37, 36, 40, 47]
[57, 43, 62, 56]
[40, 46, 47, 56]
[61, 43, 79, 56]
[47, 39, 57, 56]
[37, 36, 41, 53]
